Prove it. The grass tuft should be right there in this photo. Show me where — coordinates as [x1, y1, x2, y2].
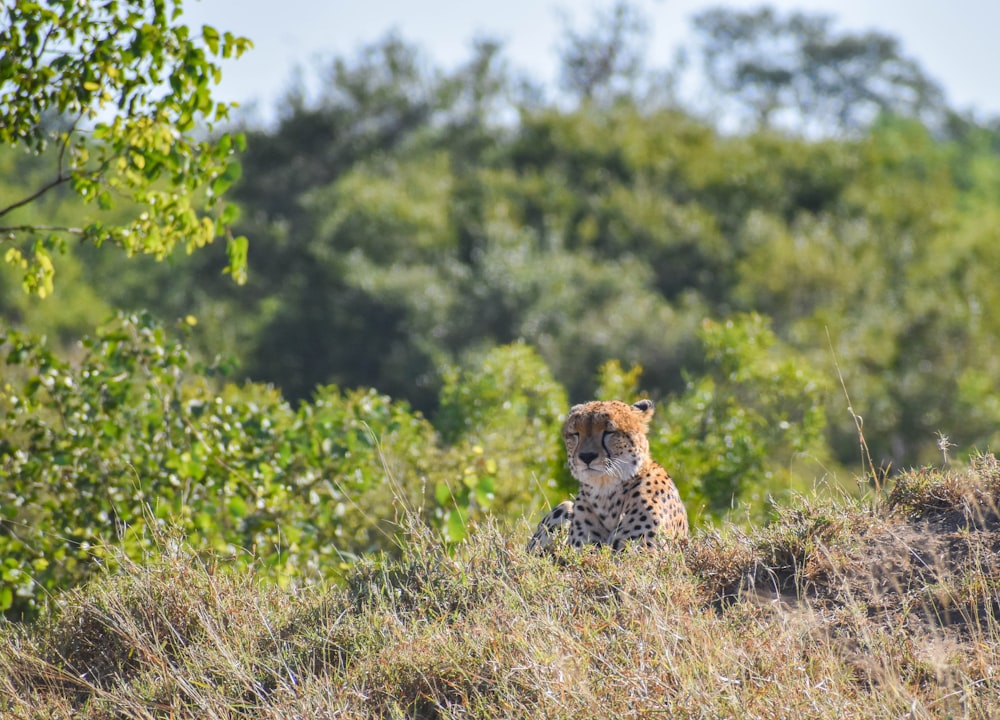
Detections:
[3, 457, 1000, 718]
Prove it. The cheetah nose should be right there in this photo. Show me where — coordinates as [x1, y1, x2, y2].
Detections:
[578, 451, 598, 465]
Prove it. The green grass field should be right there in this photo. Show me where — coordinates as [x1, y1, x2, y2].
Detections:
[3, 455, 1000, 719]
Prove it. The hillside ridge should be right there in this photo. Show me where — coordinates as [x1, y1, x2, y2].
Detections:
[3, 457, 1000, 718]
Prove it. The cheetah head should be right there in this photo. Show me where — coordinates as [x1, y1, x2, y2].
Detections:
[562, 399, 654, 490]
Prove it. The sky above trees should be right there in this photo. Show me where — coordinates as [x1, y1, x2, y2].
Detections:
[182, 0, 1000, 125]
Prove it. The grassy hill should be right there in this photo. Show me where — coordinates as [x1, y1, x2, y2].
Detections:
[3, 456, 999, 719]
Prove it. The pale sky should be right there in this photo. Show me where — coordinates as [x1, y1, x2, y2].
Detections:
[181, 0, 1000, 125]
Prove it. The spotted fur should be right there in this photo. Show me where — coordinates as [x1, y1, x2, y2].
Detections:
[528, 399, 688, 553]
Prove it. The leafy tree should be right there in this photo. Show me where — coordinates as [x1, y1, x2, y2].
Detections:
[0, 146, 114, 338]
[557, 0, 649, 105]
[730, 116, 1000, 468]
[693, 6, 947, 134]
[0, 0, 251, 295]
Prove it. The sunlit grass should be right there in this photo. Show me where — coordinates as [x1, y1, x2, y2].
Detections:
[3, 456, 1000, 718]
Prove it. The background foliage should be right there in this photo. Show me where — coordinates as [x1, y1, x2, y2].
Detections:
[3, 2, 1000, 619]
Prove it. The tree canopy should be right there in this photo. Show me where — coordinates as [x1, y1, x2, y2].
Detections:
[693, 6, 949, 134]
[5, 4, 996, 472]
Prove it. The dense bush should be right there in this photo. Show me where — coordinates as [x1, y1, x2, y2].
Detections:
[0, 314, 467, 618]
[655, 314, 831, 523]
[592, 314, 831, 525]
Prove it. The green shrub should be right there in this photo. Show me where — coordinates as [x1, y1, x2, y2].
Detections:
[654, 313, 830, 524]
[435, 343, 569, 540]
[0, 313, 441, 618]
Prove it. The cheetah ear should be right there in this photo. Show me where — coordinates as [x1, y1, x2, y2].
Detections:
[569, 403, 586, 415]
[631, 399, 654, 421]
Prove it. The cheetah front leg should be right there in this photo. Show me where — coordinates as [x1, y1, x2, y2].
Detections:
[527, 500, 574, 554]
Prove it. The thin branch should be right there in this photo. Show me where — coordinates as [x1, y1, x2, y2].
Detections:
[0, 175, 73, 218]
[57, 111, 84, 177]
[0, 224, 85, 236]
[1, 121, 93, 220]
[37, 20, 57, 68]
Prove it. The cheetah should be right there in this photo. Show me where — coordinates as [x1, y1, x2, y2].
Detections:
[527, 399, 688, 553]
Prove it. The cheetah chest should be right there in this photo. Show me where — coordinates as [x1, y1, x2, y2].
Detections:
[572, 477, 643, 543]
[572, 465, 686, 547]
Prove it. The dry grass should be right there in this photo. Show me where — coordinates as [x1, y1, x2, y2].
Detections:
[3, 456, 1000, 719]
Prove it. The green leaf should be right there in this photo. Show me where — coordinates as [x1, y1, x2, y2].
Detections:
[445, 509, 467, 543]
[211, 160, 242, 197]
[474, 475, 495, 507]
[219, 202, 240, 225]
[229, 495, 248, 518]
[434, 482, 451, 505]
[202, 25, 220, 55]
[225, 235, 248, 285]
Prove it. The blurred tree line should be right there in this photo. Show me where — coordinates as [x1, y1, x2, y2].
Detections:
[5, 1, 1000, 480]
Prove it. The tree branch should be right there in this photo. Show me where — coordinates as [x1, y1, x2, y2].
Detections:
[0, 174, 73, 219]
[1, 105, 88, 220]
[0, 224, 85, 236]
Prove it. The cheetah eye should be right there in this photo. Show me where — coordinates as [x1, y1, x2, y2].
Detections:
[602, 429, 618, 439]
